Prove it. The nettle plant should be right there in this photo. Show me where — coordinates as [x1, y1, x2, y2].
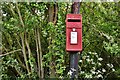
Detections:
[78, 52, 115, 79]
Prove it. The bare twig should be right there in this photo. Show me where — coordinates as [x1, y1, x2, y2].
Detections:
[0, 49, 22, 57]
[16, 3, 25, 28]
[20, 33, 30, 75]
[16, 3, 30, 76]
[9, 3, 16, 16]
[25, 33, 32, 71]
[37, 27, 44, 78]
[35, 28, 41, 78]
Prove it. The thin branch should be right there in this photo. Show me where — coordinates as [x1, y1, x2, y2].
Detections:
[16, 54, 27, 69]
[16, 3, 30, 76]
[9, 3, 16, 16]
[20, 33, 30, 75]
[37, 27, 44, 78]
[35, 28, 41, 78]
[25, 33, 32, 71]
[0, 49, 22, 57]
[0, 43, 9, 54]
[3, 64, 22, 77]
[16, 2, 25, 28]
[13, 33, 22, 48]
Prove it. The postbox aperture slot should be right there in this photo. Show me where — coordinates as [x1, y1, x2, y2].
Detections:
[68, 19, 81, 22]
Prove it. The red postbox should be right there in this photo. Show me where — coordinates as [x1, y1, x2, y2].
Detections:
[66, 14, 82, 52]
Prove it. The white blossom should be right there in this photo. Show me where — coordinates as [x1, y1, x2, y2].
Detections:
[67, 68, 77, 76]
[86, 59, 90, 62]
[97, 74, 103, 78]
[98, 63, 101, 66]
[92, 71, 96, 74]
[91, 59, 93, 62]
[98, 58, 103, 61]
[94, 52, 97, 55]
[102, 68, 106, 72]
[86, 56, 90, 58]
[93, 67, 96, 70]
[59, 76, 63, 79]
[111, 64, 113, 68]
[3, 13, 7, 16]
[92, 62, 95, 64]
[90, 70, 96, 74]
[68, 70, 73, 76]
[71, 68, 76, 72]
[107, 63, 114, 68]
[112, 69, 115, 71]
[81, 71, 85, 74]
[97, 70, 101, 73]
[79, 60, 82, 62]
[89, 52, 92, 54]
[85, 74, 92, 78]
[107, 64, 110, 67]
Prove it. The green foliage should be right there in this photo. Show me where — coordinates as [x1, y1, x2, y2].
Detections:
[1, 2, 120, 79]
[80, 2, 120, 79]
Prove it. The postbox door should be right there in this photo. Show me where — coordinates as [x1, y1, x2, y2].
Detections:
[70, 31, 77, 44]
[66, 14, 82, 52]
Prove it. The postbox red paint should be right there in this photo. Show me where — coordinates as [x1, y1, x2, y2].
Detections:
[66, 14, 82, 52]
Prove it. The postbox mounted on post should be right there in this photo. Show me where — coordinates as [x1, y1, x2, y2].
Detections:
[66, 14, 82, 52]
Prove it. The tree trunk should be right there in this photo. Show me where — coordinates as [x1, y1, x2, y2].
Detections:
[48, 3, 58, 78]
